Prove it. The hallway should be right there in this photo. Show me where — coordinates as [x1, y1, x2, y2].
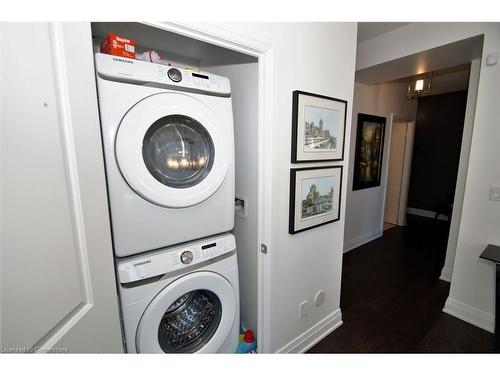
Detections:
[309, 215, 496, 353]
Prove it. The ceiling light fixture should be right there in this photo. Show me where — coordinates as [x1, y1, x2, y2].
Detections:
[407, 72, 432, 99]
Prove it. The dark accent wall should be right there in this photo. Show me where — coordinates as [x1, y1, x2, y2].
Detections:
[407, 90, 468, 215]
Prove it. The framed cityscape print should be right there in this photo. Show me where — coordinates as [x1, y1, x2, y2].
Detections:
[353, 113, 386, 191]
[291, 90, 347, 163]
[289, 166, 343, 234]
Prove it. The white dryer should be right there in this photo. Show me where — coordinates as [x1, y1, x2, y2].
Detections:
[95, 53, 235, 257]
[116, 233, 239, 353]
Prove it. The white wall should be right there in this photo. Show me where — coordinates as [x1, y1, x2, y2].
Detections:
[0, 23, 4, 346]
[357, 23, 500, 332]
[211, 22, 358, 352]
[440, 59, 481, 282]
[205, 61, 260, 334]
[344, 81, 417, 252]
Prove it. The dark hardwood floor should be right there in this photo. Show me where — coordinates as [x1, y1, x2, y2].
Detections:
[309, 214, 497, 353]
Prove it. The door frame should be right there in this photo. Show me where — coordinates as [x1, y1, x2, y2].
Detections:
[397, 121, 415, 225]
[142, 22, 274, 353]
[380, 113, 394, 229]
[440, 58, 481, 283]
[382, 119, 416, 227]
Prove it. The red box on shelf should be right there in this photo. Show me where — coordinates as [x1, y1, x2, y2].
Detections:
[100, 33, 136, 59]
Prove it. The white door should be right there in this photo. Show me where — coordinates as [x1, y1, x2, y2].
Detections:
[136, 272, 236, 353]
[115, 93, 230, 208]
[0, 23, 122, 352]
[384, 122, 408, 225]
[397, 121, 415, 225]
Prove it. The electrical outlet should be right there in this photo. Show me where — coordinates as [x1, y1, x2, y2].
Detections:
[299, 300, 308, 320]
[314, 290, 326, 307]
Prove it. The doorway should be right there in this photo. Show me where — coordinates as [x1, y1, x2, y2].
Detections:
[90, 22, 274, 352]
[345, 35, 483, 277]
[339, 24, 491, 353]
[379, 62, 476, 246]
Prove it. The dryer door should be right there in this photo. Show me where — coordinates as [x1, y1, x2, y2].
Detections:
[115, 92, 231, 208]
[136, 271, 236, 353]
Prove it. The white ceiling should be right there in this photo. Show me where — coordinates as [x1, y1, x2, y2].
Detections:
[357, 22, 411, 44]
[355, 35, 483, 84]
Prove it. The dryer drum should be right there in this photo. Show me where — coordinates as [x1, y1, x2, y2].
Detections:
[157, 289, 222, 353]
[142, 115, 215, 189]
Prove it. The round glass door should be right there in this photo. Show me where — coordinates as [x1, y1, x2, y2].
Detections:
[115, 92, 231, 207]
[142, 115, 215, 189]
[157, 290, 222, 353]
[135, 271, 236, 353]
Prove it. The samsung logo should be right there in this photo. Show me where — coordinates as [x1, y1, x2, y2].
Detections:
[133, 260, 151, 267]
[112, 57, 133, 64]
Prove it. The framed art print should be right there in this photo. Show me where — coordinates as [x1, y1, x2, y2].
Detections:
[353, 113, 386, 191]
[291, 90, 347, 163]
[289, 166, 343, 234]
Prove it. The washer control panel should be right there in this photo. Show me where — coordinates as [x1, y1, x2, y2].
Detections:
[117, 233, 236, 284]
[95, 53, 231, 96]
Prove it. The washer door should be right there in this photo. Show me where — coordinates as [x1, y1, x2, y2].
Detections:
[116, 92, 230, 208]
[136, 271, 236, 353]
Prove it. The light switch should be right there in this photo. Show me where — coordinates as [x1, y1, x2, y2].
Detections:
[489, 186, 500, 201]
[486, 53, 498, 66]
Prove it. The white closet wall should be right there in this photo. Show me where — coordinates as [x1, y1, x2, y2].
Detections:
[205, 61, 259, 333]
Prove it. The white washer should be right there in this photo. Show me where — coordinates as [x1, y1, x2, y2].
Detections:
[116, 233, 239, 353]
[95, 53, 235, 257]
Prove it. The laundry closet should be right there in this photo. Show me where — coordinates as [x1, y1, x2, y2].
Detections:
[90, 22, 260, 353]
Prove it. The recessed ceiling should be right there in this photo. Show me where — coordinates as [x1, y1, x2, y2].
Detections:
[386, 63, 472, 96]
[355, 35, 483, 84]
[357, 22, 411, 44]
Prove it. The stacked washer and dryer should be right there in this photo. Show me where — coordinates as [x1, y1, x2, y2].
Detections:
[95, 52, 239, 353]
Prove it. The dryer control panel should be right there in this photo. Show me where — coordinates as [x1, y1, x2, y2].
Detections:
[116, 233, 236, 284]
[95, 53, 231, 96]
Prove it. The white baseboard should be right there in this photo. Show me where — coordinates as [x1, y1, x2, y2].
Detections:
[275, 309, 343, 353]
[443, 297, 494, 333]
[407, 207, 449, 221]
[439, 266, 453, 283]
[344, 227, 383, 253]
